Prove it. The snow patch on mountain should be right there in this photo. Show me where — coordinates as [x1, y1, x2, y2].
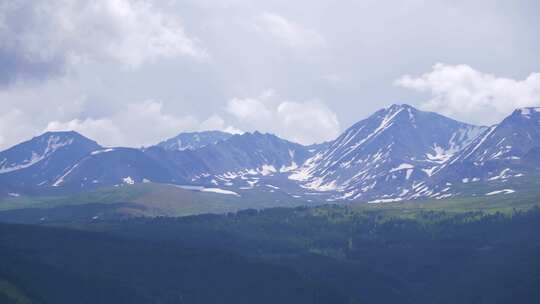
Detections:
[173, 184, 239, 196]
[202, 188, 240, 196]
[390, 163, 414, 172]
[52, 163, 80, 187]
[259, 164, 277, 175]
[91, 148, 115, 155]
[485, 189, 515, 196]
[123, 176, 135, 185]
[287, 104, 488, 201]
[0, 135, 74, 174]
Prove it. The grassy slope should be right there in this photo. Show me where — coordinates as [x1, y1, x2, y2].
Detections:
[0, 183, 323, 217]
[1, 173, 539, 218]
[0, 186, 146, 211]
[350, 175, 540, 217]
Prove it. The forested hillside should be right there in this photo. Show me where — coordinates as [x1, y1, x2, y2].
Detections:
[2, 204, 540, 303]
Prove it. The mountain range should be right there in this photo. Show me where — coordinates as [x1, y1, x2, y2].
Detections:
[1, 104, 539, 203]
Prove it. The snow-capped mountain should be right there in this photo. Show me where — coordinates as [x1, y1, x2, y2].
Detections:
[426, 107, 540, 191]
[1, 106, 539, 203]
[156, 131, 233, 151]
[289, 104, 486, 201]
[0, 132, 101, 189]
[159, 131, 312, 187]
[192, 131, 310, 176]
[48, 131, 311, 190]
[449, 107, 540, 164]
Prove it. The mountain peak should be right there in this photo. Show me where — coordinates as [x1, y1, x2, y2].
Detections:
[156, 130, 233, 151]
[3, 131, 99, 154]
[0, 130, 101, 178]
[291, 102, 487, 200]
[233, 131, 294, 145]
[386, 103, 416, 111]
[378, 103, 420, 119]
[448, 106, 540, 165]
[179, 130, 232, 136]
[513, 107, 540, 117]
[357, 103, 421, 131]
[499, 107, 540, 126]
[37, 130, 89, 141]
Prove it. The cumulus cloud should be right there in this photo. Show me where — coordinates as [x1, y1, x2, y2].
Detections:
[0, 0, 206, 81]
[277, 101, 340, 144]
[225, 90, 340, 144]
[0, 108, 40, 149]
[395, 63, 540, 125]
[2, 1, 538, 150]
[0, 71, 337, 149]
[0, 89, 243, 150]
[226, 97, 274, 122]
[200, 114, 243, 135]
[46, 118, 124, 147]
[253, 12, 324, 49]
[46, 100, 202, 147]
[3, 88, 339, 150]
[0, 75, 90, 148]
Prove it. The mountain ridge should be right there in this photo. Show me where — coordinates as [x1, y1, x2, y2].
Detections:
[288, 104, 487, 200]
[156, 130, 233, 151]
[1, 104, 538, 204]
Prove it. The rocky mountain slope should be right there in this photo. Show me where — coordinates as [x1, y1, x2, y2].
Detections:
[289, 104, 486, 201]
[1, 105, 539, 203]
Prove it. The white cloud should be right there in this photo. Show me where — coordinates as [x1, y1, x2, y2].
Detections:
[46, 100, 201, 147]
[253, 12, 324, 49]
[46, 118, 124, 147]
[200, 114, 243, 135]
[226, 97, 273, 122]
[277, 101, 340, 144]
[0, 109, 40, 150]
[43, 100, 247, 149]
[1, 0, 207, 69]
[0, 90, 245, 150]
[395, 63, 540, 125]
[224, 91, 340, 144]
[0, 76, 90, 149]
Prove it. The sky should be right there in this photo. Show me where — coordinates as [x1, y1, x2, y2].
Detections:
[1, 0, 539, 149]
